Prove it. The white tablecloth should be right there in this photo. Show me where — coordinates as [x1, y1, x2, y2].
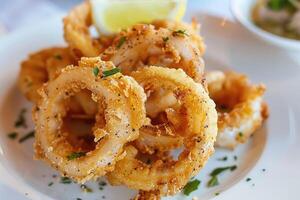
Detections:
[0, 0, 231, 199]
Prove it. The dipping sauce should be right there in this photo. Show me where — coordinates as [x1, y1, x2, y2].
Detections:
[252, 0, 300, 40]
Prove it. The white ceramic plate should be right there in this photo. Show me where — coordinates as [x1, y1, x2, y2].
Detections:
[0, 13, 300, 200]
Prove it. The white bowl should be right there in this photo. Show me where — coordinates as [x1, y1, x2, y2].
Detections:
[230, 0, 300, 50]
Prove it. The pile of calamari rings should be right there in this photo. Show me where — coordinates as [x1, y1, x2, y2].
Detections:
[17, 1, 268, 199]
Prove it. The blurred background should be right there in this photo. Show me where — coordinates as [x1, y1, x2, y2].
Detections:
[0, 0, 82, 35]
[0, 0, 230, 36]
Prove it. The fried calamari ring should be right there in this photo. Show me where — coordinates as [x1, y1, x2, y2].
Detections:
[206, 71, 269, 149]
[101, 24, 205, 83]
[133, 70, 268, 152]
[107, 66, 217, 196]
[18, 47, 75, 104]
[34, 57, 146, 182]
[63, 1, 114, 57]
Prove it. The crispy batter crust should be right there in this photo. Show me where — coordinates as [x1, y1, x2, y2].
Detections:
[34, 57, 146, 183]
[107, 67, 217, 196]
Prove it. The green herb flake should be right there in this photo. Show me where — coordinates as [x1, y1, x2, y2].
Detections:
[217, 156, 228, 161]
[18, 131, 35, 143]
[102, 68, 121, 78]
[162, 37, 169, 42]
[234, 155, 238, 161]
[116, 36, 126, 48]
[172, 29, 189, 37]
[207, 176, 219, 187]
[93, 67, 100, 77]
[238, 132, 243, 137]
[98, 181, 107, 186]
[54, 54, 62, 60]
[267, 0, 289, 11]
[246, 178, 251, 182]
[210, 165, 237, 177]
[80, 184, 93, 193]
[67, 152, 86, 160]
[15, 108, 27, 128]
[8, 132, 18, 139]
[60, 177, 72, 184]
[48, 182, 53, 187]
[183, 179, 201, 196]
[215, 192, 220, 196]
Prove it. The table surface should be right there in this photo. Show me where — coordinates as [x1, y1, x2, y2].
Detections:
[0, 0, 230, 199]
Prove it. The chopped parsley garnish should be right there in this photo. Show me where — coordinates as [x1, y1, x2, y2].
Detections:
[8, 132, 18, 139]
[15, 108, 27, 128]
[210, 165, 237, 177]
[267, 0, 289, 11]
[172, 29, 189, 37]
[48, 182, 53, 187]
[246, 178, 251, 182]
[98, 181, 107, 186]
[98, 181, 107, 190]
[116, 36, 126, 48]
[183, 179, 201, 195]
[18, 131, 34, 143]
[215, 192, 220, 196]
[162, 37, 169, 42]
[67, 152, 86, 160]
[102, 68, 121, 78]
[54, 54, 62, 60]
[238, 132, 243, 137]
[93, 67, 100, 76]
[60, 177, 72, 184]
[234, 155, 238, 161]
[80, 184, 93, 193]
[207, 165, 237, 187]
[207, 176, 219, 187]
[217, 156, 228, 161]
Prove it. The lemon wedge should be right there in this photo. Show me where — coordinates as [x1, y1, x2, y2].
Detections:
[91, 0, 187, 35]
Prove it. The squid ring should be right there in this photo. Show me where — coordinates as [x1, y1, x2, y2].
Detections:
[133, 70, 268, 152]
[34, 57, 146, 183]
[107, 66, 217, 195]
[101, 24, 205, 83]
[206, 71, 268, 149]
